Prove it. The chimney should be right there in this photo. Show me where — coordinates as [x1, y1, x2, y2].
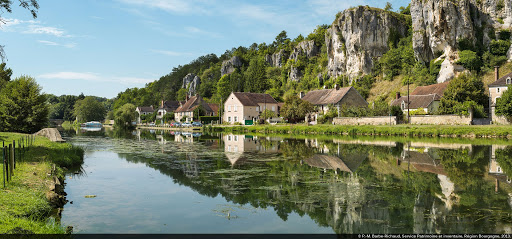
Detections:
[161, 100, 164, 108]
[298, 92, 305, 99]
[185, 94, 189, 101]
[495, 66, 500, 82]
[396, 92, 401, 100]
[334, 84, 339, 90]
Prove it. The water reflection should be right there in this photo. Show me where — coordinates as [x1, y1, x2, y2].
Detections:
[62, 129, 512, 234]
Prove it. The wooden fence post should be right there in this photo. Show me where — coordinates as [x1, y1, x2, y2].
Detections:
[9, 144, 13, 179]
[2, 145, 5, 187]
[12, 140, 15, 170]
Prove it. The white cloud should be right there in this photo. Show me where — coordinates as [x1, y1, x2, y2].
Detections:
[39, 72, 101, 81]
[117, 0, 201, 14]
[38, 40, 76, 48]
[184, 26, 222, 38]
[150, 49, 191, 56]
[24, 25, 71, 37]
[38, 72, 154, 85]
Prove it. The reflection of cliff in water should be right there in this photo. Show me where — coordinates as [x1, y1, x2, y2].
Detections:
[112, 133, 512, 234]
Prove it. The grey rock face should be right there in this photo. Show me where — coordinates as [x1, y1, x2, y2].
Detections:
[265, 49, 288, 67]
[325, 6, 409, 79]
[182, 73, 201, 96]
[289, 40, 319, 61]
[289, 66, 303, 82]
[220, 56, 242, 76]
[411, 0, 512, 82]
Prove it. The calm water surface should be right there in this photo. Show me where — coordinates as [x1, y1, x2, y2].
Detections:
[60, 128, 512, 234]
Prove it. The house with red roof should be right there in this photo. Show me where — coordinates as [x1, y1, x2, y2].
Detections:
[174, 95, 217, 123]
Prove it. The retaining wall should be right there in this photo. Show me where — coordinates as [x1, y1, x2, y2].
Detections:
[333, 116, 397, 125]
[409, 115, 472, 125]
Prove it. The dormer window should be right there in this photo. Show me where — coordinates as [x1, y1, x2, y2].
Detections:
[401, 101, 406, 110]
[507, 77, 511, 85]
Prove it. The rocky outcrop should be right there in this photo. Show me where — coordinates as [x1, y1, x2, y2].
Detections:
[289, 40, 320, 61]
[182, 73, 201, 96]
[265, 49, 288, 67]
[411, 0, 512, 82]
[35, 128, 65, 142]
[220, 56, 242, 76]
[326, 6, 409, 79]
[289, 67, 303, 82]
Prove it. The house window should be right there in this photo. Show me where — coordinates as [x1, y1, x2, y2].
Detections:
[256, 106, 259, 111]
[498, 88, 501, 93]
[234, 105, 238, 112]
[228, 105, 231, 112]
[228, 145, 231, 151]
[507, 77, 511, 84]
[401, 101, 406, 110]
[234, 146, 238, 152]
[234, 135, 238, 141]
[228, 135, 231, 141]
[228, 116, 231, 122]
[272, 106, 275, 111]
[234, 116, 238, 122]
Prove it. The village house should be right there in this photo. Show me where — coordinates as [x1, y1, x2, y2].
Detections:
[135, 106, 154, 123]
[174, 95, 217, 123]
[390, 81, 449, 114]
[223, 92, 279, 125]
[489, 66, 511, 124]
[156, 100, 183, 123]
[300, 86, 368, 124]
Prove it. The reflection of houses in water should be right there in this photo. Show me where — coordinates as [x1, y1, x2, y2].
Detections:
[156, 134, 167, 145]
[182, 153, 199, 178]
[223, 134, 279, 166]
[489, 145, 511, 186]
[400, 149, 446, 176]
[304, 154, 364, 174]
[175, 132, 194, 143]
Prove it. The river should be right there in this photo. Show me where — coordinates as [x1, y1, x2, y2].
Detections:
[58, 128, 512, 234]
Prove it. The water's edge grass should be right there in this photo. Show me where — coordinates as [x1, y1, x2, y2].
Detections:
[208, 124, 512, 139]
[0, 132, 84, 234]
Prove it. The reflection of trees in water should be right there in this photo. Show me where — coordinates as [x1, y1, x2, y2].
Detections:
[110, 133, 512, 233]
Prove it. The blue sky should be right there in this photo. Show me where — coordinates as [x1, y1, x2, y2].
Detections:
[1, 0, 409, 98]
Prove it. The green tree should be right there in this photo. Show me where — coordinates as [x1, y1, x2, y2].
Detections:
[456, 50, 481, 72]
[0, 75, 48, 133]
[384, 2, 393, 11]
[439, 74, 487, 117]
[176, 88, 188, 101]
[244, 57, 268, 93]
[274, 30, 289, 48]
[260, 109, 276, 119]
[114, 103, 136, 129]
[495, 87, 512, 121]
[216, 74, 231, 102]
[0, 63, 12, 89]
[73, 96, 106, 123]
[280, 95, 314, 123]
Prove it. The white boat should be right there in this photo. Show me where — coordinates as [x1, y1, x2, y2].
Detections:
[82, 121, 103, 128]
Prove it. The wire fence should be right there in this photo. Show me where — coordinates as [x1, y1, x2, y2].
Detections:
[2, 135, 36, 188]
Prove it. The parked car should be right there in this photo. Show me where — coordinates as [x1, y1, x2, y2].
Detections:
[149, 122, 156, 126]
[170, 122, 181, 127]
[181, 122, 192, 127]
[191, 121, 202, 127]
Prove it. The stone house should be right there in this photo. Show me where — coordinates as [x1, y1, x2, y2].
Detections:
[489, 67, 511, 124]
[390, 81, 449, 114]
[135, 106, 154, 123]
[156, 100, 183, 123]
[223, 92, 278, 124]
[300, 86, 368, 124]
[174, 95, 217, 123]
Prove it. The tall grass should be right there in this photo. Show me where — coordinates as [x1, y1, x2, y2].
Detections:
[214, 124, 512, 138]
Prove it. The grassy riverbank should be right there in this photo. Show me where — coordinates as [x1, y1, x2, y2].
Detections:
[209, 124, 512, 138]
[0, 132, 84, 234]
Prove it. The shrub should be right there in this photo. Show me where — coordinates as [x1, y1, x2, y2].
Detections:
[199, 116, 220, 124]
[429, 59, 443, 76]
[490, 40, 510, 56]
[498, 29, 511, 40]
[456, 50, 481, 72]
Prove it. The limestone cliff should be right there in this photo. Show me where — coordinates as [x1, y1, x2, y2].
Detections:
[182, 73, 201, 96]
[220, 56, 242, 76]
[325, 6, 409, 79]
[265, 49, 288, 67]
[411, 0, 512, 82]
